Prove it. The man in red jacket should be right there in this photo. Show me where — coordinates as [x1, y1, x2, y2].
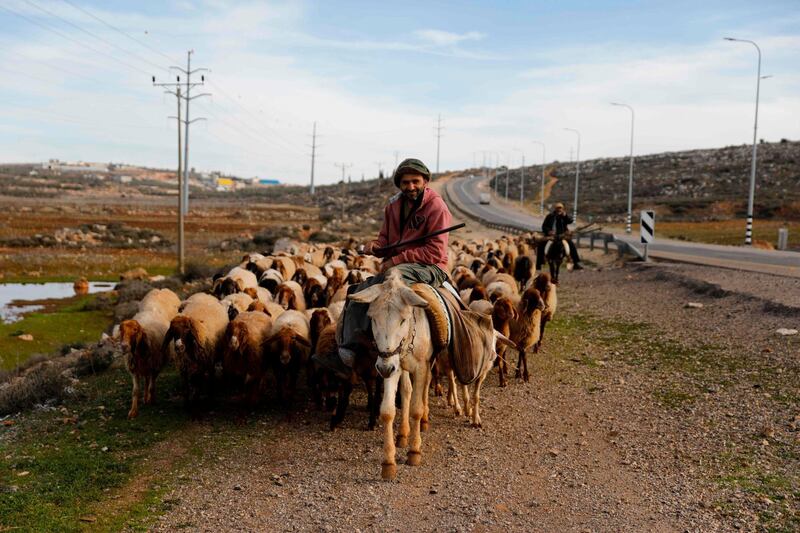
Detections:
[333, 158, 452, 372]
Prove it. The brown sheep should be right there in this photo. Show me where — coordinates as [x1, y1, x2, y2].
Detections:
[303, 275, 328, 309]
[119, 288, 181, 419]
[276, 280, 306, 311]
[262, 310, 311, 406]
[163, 296, 229, 408]
[508, 287, 545, 382]
[533, 273, 557, 351]
[221, 311, 272, 406]
[491, 296, 518, 387]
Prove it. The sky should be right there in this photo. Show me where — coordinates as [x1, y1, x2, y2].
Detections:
[0, 0, 798, 185]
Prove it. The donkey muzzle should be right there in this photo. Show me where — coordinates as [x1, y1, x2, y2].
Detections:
[375, 358, 397, 379]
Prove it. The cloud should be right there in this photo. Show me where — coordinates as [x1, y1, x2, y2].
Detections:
[414, 29, 485, 47]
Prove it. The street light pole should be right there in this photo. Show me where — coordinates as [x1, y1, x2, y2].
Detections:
[504, 152, 511, 201]
[532, 141, 546, 215]
[725, 37, 762, 245]
[512, 149, 525, 206]
[564, 128, 581, 221]
[611, 103, 635, 233]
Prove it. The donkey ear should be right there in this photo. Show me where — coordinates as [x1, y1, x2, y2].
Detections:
[400, 288, 429, 308]
[494, 330, 516, 349]
[348, 284, 382, 303]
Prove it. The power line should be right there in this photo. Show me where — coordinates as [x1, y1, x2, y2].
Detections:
[59, 0, 181, 65]
[21, 0, 170, 74]
[0, 3, 153, 77]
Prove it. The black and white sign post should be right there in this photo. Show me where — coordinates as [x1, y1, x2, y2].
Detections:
[640, 210, 655, 261]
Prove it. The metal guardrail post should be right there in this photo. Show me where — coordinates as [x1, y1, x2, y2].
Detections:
[590, 233, 595, 251]
[604, 235, 610, 254]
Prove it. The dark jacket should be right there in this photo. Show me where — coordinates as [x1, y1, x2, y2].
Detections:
[542, 212, 573, 236]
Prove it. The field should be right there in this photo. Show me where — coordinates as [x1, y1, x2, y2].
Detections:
[0, 195, 320, 281]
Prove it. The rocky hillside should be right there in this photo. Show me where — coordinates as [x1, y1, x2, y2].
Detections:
[487, 140, 800, 222]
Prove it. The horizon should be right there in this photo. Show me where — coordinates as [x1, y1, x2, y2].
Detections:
[1, 0, 798, 185]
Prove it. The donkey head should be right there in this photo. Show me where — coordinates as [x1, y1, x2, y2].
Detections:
[348, 271, 429, 378]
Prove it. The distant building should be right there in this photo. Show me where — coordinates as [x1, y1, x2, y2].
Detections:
[257, 178, 281, 186]
[43, 159, 109, 173]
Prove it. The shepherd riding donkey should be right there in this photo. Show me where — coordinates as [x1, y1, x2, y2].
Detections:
[349, 269, 514, 480]
[313, 159, 513, 480]
[535, 202, 584, 283]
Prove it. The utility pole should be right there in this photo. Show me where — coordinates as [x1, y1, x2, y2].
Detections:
[435, 114, 443, 175]
[504, 152, 510, 201]
[393, 151, 399, 175]
[532, 141, 546, 216]
[309, 121, 317, 195]
[152, 75, 185, 274]
[564, 128, 581, 221]
[520, 154, 525, 205]
[374, 161, 384, 180]
[334, 162, 352, 220]
[170, 50, 209, 215]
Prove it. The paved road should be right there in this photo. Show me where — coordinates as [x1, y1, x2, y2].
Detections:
[445, 176, 800, 278]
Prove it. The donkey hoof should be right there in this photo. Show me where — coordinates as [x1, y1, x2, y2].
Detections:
[406, 451, 422, 466]
[471, 421, 483, 429]
[396, 435, 408, 448]
[420, 419, 430, 432]
[127, 409, 138, 419]
[381, 463, 397, 480]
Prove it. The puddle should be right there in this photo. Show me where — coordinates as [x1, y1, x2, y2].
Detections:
[0, 282, 114, 324]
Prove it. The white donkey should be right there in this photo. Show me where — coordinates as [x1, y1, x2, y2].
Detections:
[349, 269, 514, 480]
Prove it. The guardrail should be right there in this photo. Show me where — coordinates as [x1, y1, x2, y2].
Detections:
[444, 179, 643, 260]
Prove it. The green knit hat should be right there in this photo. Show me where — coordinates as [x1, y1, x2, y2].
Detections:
[393, 158, 431, 188]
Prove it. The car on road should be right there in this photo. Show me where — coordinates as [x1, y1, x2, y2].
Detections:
[479, 193, 491, 205]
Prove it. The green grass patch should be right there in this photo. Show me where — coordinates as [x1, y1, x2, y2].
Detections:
[0, 294, 114, 370]
[0, 367, 193, 532]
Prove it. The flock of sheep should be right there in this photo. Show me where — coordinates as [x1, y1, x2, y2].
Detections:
[117, 234, 557, 434]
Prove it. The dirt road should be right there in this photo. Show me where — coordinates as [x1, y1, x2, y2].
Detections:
[131, 235, 797, 532]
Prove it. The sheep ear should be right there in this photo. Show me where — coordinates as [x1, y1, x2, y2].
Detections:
[348, 284, 382, 303]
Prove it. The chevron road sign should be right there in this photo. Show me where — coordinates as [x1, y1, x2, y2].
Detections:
[640, 210, 655, 260]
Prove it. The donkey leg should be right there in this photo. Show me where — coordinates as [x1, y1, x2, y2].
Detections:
[128, 374, 140, 419]
[461, 384, 472, 418]
[497, 348, 508, 387]
[396, 371, 412, 448]
[407, 367, 427, 466]
[421, 367, 432, 432]
[448, 370, 462, 416]
[471, 372, 488, 428]
[380, 371, 400, 480]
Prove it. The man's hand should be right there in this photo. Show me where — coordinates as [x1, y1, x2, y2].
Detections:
[379, 258, 394, 273]
[362, 241, 379, 255]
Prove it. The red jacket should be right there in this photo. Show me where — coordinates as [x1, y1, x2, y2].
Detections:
[373, 187, 451, 271]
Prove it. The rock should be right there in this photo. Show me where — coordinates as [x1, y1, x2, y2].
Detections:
[73, 277, 89, 295]
[776, 328, 798, 336]
[17, 334, 33, 342]
[547, 448, 560, 457]
[684, 302, 704, 309]
[120, 267, 148, 281]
